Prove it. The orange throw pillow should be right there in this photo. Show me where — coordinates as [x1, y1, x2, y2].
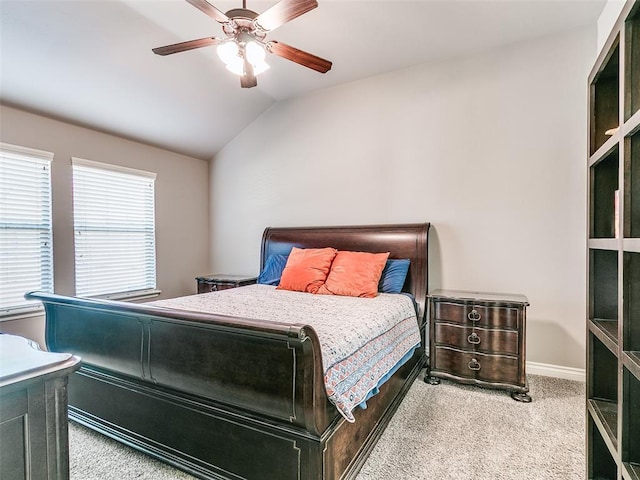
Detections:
[317, 251, 390, 298]
[277, 247, 338, 294]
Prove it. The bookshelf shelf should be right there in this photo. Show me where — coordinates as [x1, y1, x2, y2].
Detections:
[588, 2, 640, 479]
[590, 319, 619, 354]
[622, 462, 640, 480]
[589, 399, 618, 452]
[623, 238, 640, 252]
[590, 238, 620, 250]
[590, 134, 622, 168]
[589, 414, 618, 480]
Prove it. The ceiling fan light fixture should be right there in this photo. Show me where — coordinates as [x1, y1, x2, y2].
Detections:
[216, 41, 240, 65]
[217, 40, 269, 77]
[245, 41, 265, 64]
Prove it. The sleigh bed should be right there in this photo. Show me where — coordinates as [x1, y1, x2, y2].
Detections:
[26, 223, 430, 480]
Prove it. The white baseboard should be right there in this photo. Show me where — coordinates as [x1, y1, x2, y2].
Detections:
[526, 361, 585, 382]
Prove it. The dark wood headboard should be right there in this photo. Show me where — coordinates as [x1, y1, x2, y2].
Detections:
[260, 223, 431, 324]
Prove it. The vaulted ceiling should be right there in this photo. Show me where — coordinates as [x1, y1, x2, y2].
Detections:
[0, 0, 605, 160]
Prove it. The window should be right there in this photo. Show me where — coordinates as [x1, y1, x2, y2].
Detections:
[72, 158, 157, 298]
[0, 143, 54, 316]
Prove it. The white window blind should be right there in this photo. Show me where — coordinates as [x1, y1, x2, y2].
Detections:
[0, 143, 54, 315]
[72, 158, 157, 298]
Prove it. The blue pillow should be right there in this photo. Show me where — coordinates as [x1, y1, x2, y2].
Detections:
[257, 254, 289, 285]
[378, 259, 410, 293]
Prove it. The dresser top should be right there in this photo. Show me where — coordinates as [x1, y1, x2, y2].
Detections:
[429, 289, 529, 306]
[0, 334, 80, 386]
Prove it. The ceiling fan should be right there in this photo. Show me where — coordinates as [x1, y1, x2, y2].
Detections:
[152, 0, 332, 88]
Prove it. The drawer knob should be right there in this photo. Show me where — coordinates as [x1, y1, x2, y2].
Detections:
[468, 359, 481, 371]
[467, 309, 481, 322]
[467, 333, 481, 345]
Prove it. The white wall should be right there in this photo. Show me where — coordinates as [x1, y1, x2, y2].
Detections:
[210, 26, 596, 370]
[0, 105, 210, 346]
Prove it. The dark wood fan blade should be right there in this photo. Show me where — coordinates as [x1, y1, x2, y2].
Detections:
[152, 37, 222, 56]
[241, 57, 257, 88]
[255, 0, 317, 32]
[185, 0, 230, 24]
[266, 40, 332, 73]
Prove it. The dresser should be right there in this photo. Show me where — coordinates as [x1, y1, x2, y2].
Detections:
[196, 273, 257, 293]
[425, 290, 531, 402]
[0, 334, 81, 480]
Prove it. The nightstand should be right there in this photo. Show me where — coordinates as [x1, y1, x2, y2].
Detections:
[425, 289, 531, 402]
[195, 274, 257, 294]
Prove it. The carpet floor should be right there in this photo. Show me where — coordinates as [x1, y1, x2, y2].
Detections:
[69, 373, 585, 479]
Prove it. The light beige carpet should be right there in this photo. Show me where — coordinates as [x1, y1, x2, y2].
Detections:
[69, 373, 585, 479]
[356, 374, 584, 479]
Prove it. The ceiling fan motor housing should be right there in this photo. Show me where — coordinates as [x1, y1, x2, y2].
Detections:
[223, 8, 266, 40]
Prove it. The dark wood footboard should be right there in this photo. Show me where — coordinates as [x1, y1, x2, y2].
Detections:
[28, 292, 336, 436]
[65, 343, 423, 480]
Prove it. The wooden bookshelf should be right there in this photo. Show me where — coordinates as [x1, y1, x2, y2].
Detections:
[588, 2, 640, 479]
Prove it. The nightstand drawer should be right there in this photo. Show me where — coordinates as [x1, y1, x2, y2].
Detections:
[433, 323, 519, 355]
[433, 301, 520, 330]
[198, 282, 236, 293]
[432, 347, 520, 385]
